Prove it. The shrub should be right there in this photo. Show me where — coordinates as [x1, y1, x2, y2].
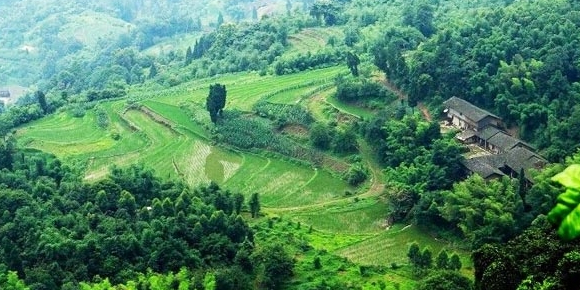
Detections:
[344, 163, 368, 186]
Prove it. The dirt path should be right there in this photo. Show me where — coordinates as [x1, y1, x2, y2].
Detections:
[417, 102, 432, 122]
[376, 74, 433, 122]
[376, 75, 406, 101]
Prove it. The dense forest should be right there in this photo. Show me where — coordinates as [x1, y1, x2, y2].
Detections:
[2, 0, 580, 289]
[0, 146, 265, 289]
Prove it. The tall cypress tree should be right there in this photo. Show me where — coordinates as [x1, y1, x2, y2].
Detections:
[249, 193, 260, 218]
[185, 46, 193, 65]
[206, 84, 227, 123]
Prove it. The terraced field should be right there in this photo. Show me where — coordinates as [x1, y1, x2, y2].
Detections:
[144, 66, 345, 111]
[17, 66, 472, 284]
[288, 27, 345, 53]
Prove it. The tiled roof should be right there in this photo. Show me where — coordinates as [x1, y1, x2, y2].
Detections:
[505, 147, 547, 180]
[476, 126, 502, 141]
[457, 130, 477, 141]
[487, 132, 522, 151]
[443, 97, 500, 123]
[462, 147, 547, 182]
[462, 157, 505, 179]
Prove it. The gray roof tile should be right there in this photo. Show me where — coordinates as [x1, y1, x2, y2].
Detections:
[443, 97, 500, 123]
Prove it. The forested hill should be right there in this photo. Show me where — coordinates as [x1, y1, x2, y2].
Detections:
[5, 0, 580, 160]
[3, 0, 580, 289]
[0, 148, 265, 289]
[0, 0, 292, 88]
[375, 0, 580, 161]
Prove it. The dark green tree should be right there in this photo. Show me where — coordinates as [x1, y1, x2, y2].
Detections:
[448, 253, 462, 271]
[185, 46, 193, 66]
[402, 1, 436, 37]
[206, 84, 227, 123]
[313, 256, 322, 269]
[332, 127, 358, 154]
[252, 6, 258, 20]
[419, 248, 433, 269]
[417, 271, 473, 290]
[310, 123, 332, 150]
[217, 12, 224, 27]
[36, 91, 48, 114]
[249, 192, 260, 218]
[233, 192, 244, 214]
[148, 63, 157, 79]
[0, 135, 15, 170]
[252, 244, 294, 290]
[346, 51, 360, 77]
[517, 167, 529, 211]
[436, 250, 449, 270]
[286, 0, 292, 15]
[408, 242, 421, 266]
[309, 2, 339, 25]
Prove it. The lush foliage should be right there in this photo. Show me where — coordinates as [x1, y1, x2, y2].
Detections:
[214, 111, 332, 169]
[190, 18, 289, 77]
[335, 75, 394, 104]
[416, 271, 473, 290]
[361, 113, 466, 224]
[439, 175, 524, 248]
[548, 164, 580, 241]
[273, 48, 344, 75]
[0, 147, 261, 288]
[253, 101, 314, 128]
[372, 0, 580, 161]
[473, 216, 580, 290]
[206, 83, 227, 123]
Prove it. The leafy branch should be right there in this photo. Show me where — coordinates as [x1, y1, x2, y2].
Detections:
[548, 164, 580, 241]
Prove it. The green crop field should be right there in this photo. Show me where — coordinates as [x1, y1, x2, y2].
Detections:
[288, 27, 345, 53]
[145, 66, 345, 111]
[17, 66, 473, 287]
[266, 82, 334, 105]
[293, 197, 390, 234]
[334, 224, 472, 267]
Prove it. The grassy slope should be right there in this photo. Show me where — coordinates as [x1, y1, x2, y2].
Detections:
[18, 62, 472, 288]
[287, 27, 345, 53]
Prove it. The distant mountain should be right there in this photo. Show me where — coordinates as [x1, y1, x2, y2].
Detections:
[0, 0, 294, 88]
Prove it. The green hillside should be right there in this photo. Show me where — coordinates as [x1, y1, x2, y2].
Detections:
[3, 0, 580, 289]
[16, 65, 473, 289]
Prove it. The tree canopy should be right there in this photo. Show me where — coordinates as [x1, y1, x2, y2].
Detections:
[206, 83, 227, 123]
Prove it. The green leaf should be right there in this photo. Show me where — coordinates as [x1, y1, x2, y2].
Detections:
[548, 201, 575, 225]
[551, 164, 580, 191]
[557, 203, 580, 241]
[556, 188, 580, 208]
[549, 164, 580, 241]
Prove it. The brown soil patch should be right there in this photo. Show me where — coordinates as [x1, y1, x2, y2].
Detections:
[374, 74, 407, 100]
[322, 156, 349, 173]
[281, 124, 309, 137]
[417, 102, 432, 122]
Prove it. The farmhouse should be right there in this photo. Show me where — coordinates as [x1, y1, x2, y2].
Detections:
[462, 146, 547, 183]
[443, 96, 502, 131]
[443, 96, 546, 183]
[478, 130, 534, 154]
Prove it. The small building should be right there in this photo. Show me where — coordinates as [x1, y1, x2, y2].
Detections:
[456, 129, 478, 144]
[0, 90, 10, 98]
[443, 97, 502, 131]
[462, 146, 547, 184]
[504, 147, 547, 180]
[462, 156, 506, 180]
[485, 131, 533, 154]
